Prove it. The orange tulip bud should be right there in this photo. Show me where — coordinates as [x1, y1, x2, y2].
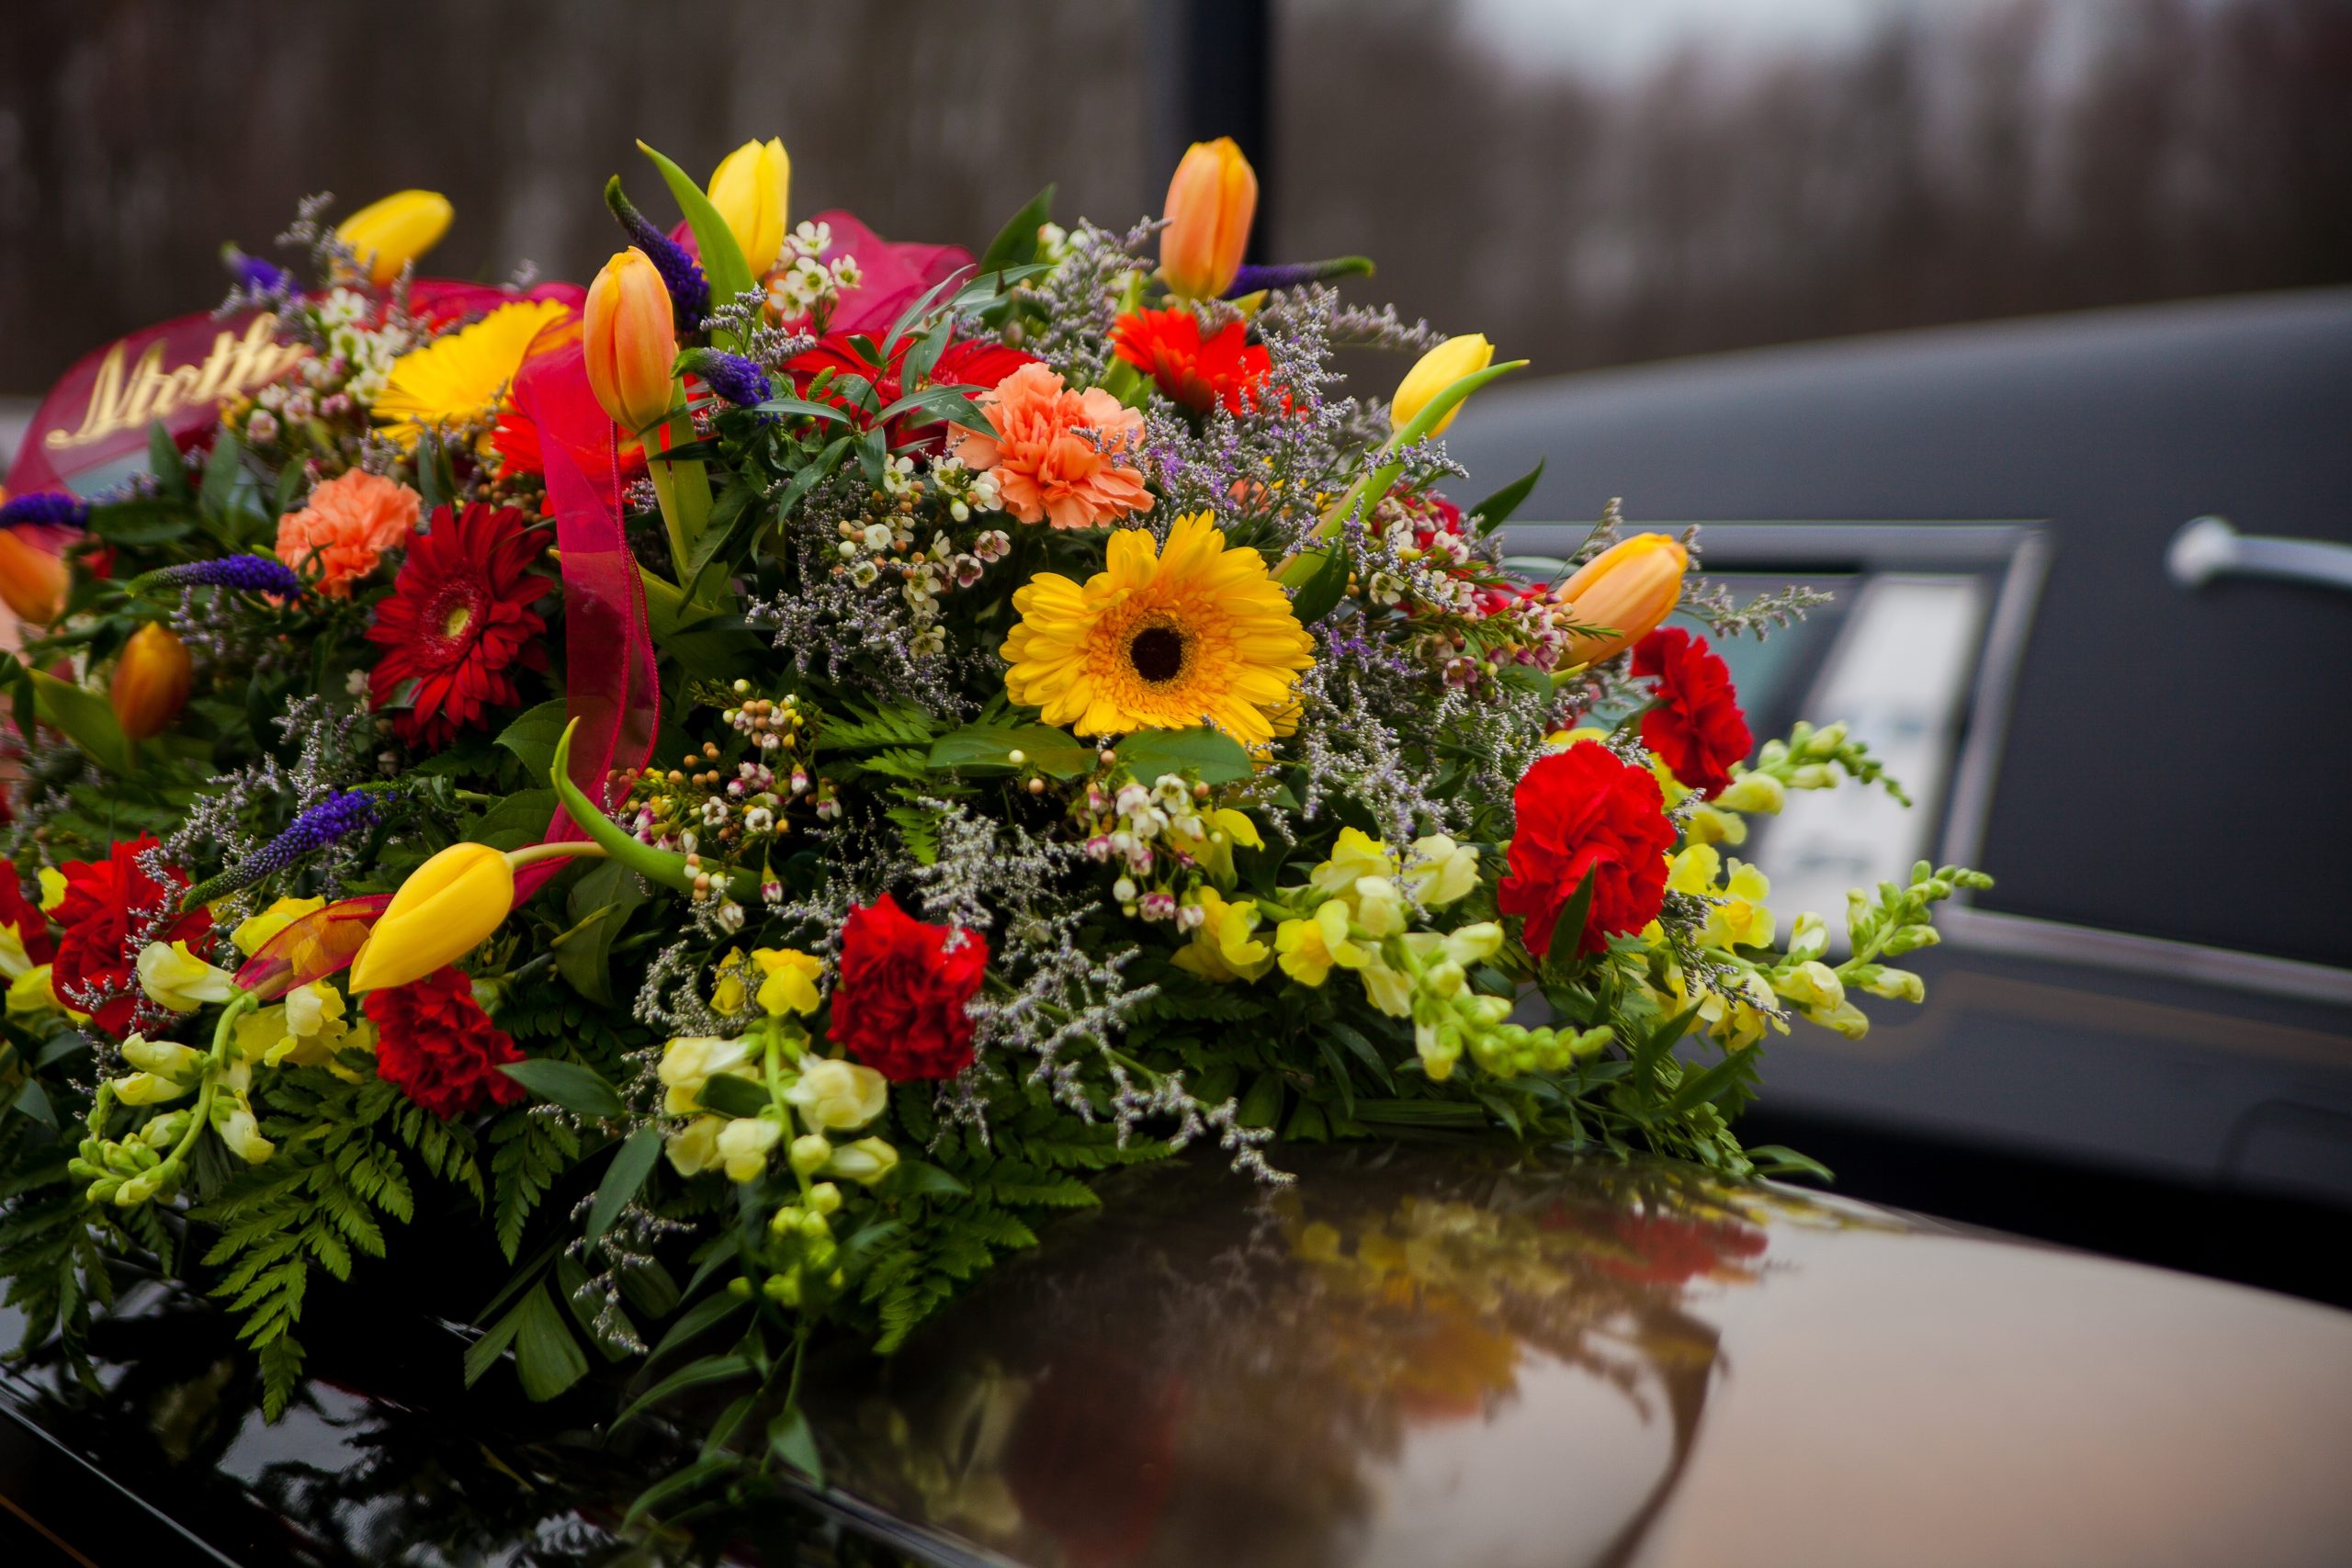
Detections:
[583, 248, 681, 435]
[1159, 137, 1257, 299]
[109, 624, 193, 741]
[335, 190, 454, 288]
[1555, 534, 1689, 667]
[0, 525, 71, 626]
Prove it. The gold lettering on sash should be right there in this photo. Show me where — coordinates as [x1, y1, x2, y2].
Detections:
[44, 315, 309, 451]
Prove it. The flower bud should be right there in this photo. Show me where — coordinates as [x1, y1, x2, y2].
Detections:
[785, 1056, 888, 1133]
[789, 1134, 833, 1177]
[583, 247, 681, 435]
[708, 137, 791, 274]
[135, 939, 236, 1011]
[718, 1116, 783, 1183]
[1390, 333, 1495, 437]
[825, 1136, 899, 1187]
[1160, 137, 1257, 299]
[335, 190, 454, 288]
[347, 842, 515, 992]
[1714, 771, 1786, 816]
[1554, 533, 1688, 667]
[0, 524, 71, 625]
[108, 624, 193, 741]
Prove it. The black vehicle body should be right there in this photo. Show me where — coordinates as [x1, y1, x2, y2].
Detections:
[1453, 289, 2352, 1300]
[6, 1146, 2352, 1567]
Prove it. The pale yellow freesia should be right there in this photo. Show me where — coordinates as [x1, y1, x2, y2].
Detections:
[718, 1116, 784, 1183]
[1403, 835, 1480, 907]
[786, 1056, 888, 1132]
[1309, 828, 1393, 897]
[657, 1035, 755, 1115]
[1275, 901, 1368, 987]
[1196, 808, 1264, 890]
[665, 1115, 725, 1177]
[826, 1136, 900, 1186]
[1172, 886, 1274, 983]
[136, 940, 238, 1012]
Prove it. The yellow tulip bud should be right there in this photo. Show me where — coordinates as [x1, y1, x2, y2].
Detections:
[1160, 137, 1257, 299]
[583, 248, 680, 435]
[335, 190, 454, 288]
[0, 520, 71, 626]
[708, 137, 791, 274]
[1554, 533, 1688, 666]
[108, 623, 194, 742]
[346, 842, 514, 992]
[1391, 333, 1496, 436]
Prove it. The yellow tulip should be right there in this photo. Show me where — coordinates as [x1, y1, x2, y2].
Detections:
[0, 524, 70, 626]
[708, 137, 791, 274]
[1391, 333, 1496, 436]
[346, 842, 514, 992]
[1160, 137, 1257, 299]
[335, 190, 454, 288]
[583, 248, 680, 435]
[109, 624, 193, 741]
[1555, 533, 1689, 666]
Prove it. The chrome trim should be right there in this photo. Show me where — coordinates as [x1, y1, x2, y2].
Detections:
[2167, 514, 2352, 594]
[1937, 528, 2051, 871]
[1938, 906, 2352, 1009]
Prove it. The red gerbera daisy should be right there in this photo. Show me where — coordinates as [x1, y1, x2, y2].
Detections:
[1110, 307, 1272, 414]
[367, 502, 549, 751]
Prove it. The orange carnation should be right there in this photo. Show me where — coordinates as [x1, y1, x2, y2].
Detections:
[274, 470, 423, 597]
[949, 362, 1152, 530]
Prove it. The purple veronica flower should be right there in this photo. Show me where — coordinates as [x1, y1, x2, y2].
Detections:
[182, 790, 380, 907]
[0, 491, 91, 530]
[684, 350, 774, 408]
[221, 243, 293, 295]
[1224, 256, 1376, 298]
[605, 176, 709, 331]
[135, 556, 306, 597]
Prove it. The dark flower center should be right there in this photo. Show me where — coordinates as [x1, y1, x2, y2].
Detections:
[1128, 626, 1185, 683]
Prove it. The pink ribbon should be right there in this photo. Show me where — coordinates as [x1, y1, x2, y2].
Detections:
[506, 318, 662, 901]
[232, 894, 393, 1000]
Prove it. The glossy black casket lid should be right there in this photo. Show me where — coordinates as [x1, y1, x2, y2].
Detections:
[6, 1145, 2352, 1567]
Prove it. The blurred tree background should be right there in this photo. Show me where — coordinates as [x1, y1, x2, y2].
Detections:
[0, 0, 2345, 393]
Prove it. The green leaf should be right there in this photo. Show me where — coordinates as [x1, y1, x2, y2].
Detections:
[1666, 1045, 1755, 1115]
[198, 429, 245, 516]
[27, 668, 134, 774]
[624, 1456, 734, 1528]
[873, 382, 995, 439]
[9, 1077, 55, 1127]
[1288, 542, 1351, 626]
[1114, 727, 1256, 785]
[886, 1159, 968, 1199]
[747, 396, 853, 425]
[556, 855, 649, 1007]
[1238, 1071, 1283, 1130]
[513, 1282, 591, 1402]
[928, 722, 1093, 779]
[695, 1073, 772, 1122]
[147, 421, 190, 498]
[1747, 1144, 1834, 1183]
[493, 699, 571, 779]
[497, 1060, 626, 1120]
[466, 787, 558, 852]
[615, 1351, 756, 1429]
[1544, 869, 1599, 972]
[978, 184, 1055, 274]
[586, 1126, 663, 1250]
[644, 1289, 751, 1371]
[87, 497, 197, 546]
[463, 1296, 526, 1388]
[639, 141, 754, 343]
[1468, 459, 1545, 533]
[770, 1404, 825, 1484]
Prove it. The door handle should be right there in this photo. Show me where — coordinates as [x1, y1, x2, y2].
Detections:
[2168, 515, 2352, 594]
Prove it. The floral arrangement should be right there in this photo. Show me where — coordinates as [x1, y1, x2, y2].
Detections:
[0, 132, 1984, 1519]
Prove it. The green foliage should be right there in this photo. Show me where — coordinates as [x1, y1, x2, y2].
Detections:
[489, 1111, 582, 1263]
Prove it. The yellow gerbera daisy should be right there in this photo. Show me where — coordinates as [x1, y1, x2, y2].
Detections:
[1001, 511, 1316, 744]
[373, 299, 572, 448]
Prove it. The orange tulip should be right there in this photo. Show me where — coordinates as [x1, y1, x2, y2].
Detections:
[583, 248, 680, 435]
[1160, 137, 1257, 299]
[0, 525, 71, 626]
[1555, 534, 1688, 666]
[109, 624, 194, 741]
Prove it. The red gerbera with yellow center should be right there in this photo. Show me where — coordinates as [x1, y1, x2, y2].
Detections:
[1110, 307, 1272, 414]
[368, 502, 549, 750]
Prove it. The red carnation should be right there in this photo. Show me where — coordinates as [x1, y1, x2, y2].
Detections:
[367, 502, 549, 751]
[1, 873, 54, 968]
[51, 836, 213, 1038]
[1497, 741, 1675, 960]
[363, 965, 528, 1119]
[1110, 307, 1272, 414]
[1633, 628, 1752, 797]
[829, 893, 988, 1082]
